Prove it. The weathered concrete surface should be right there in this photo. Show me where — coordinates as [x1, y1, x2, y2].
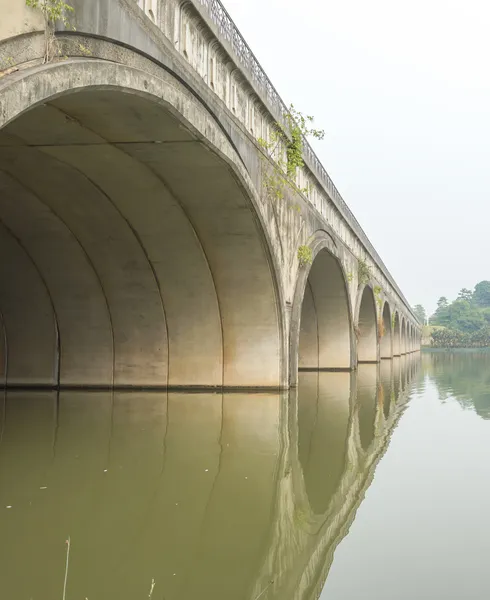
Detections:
[0, 0, 421, 389]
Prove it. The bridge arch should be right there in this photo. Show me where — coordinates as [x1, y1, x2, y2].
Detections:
[355, 285, 378, 363]
[289, 231, 354, 386]
[401, 318, 407, 355]
[0, 59, 286, 388]
[393, 311, 401, 356]
[379, 301, 393, 359]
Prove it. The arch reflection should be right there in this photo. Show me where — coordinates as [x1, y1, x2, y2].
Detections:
[297, 371, 352, 515]
[357, 364, 378, 451]
[0, 356, 418, 600]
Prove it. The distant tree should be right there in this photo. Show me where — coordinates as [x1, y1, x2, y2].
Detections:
[473, 281, 490, 307]
[431, 296, 451, 327]
[449, 299, 484, 333]
[413, 304, 426, 324]
[458, 288, 473, 302]
[430, 284, 490, 341]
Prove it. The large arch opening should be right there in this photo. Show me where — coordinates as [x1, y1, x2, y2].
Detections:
[356, 286, 378, 363]
[297, 248, 351, 371]
[0, 66, 283, 389]
[380, 302, 392, 359]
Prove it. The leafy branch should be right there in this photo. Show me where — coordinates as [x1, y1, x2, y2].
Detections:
[257, 105, 323, 272]
[297, 245, 313, 266]
[257, 103, 324, 203]
[358, 258, 372, 286]
[25, 0, 75, 63]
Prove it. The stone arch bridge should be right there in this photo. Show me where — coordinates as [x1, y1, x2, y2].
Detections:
[0, 0, 420, 389]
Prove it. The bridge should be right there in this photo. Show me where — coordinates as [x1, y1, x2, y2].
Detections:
[0, 0, 420, 389]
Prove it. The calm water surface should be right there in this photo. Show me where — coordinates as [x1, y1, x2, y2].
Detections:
[1, 352, 488, 599]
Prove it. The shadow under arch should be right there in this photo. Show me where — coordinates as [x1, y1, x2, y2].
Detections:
[290, 231, 353, 386]
[0, 59, 285, 389]
[380, 301, 393, 359]
[393, 311, 401, 356]
[356, 285, 378, 363]
[401, 318, 407, 355]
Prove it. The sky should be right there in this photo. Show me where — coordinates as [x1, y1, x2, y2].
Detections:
[222, 0, 490, 316]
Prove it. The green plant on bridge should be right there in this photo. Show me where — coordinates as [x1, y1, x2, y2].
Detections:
[297, 245, 313, 267]
[258, 104, 324, 203]
[391, 312, 396, 330]
[358, 258, 372, 286]
[26, 0, 75, 63]
[373, 285, 383, 309]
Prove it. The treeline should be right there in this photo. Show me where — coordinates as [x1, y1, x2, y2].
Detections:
[430, 281, 490, 347]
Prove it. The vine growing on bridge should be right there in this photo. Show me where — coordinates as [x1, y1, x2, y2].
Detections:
[25, 0, 75, 63]
[297, 244, 313, 267]
[257, 105, 324, 268]
[257, 105, 324, 203]
[358, 258, 372, 286]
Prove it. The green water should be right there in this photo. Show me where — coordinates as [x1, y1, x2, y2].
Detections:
[2, 352, 486, 599]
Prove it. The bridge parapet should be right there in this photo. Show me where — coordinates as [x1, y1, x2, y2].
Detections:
[132, 0, 415, 319]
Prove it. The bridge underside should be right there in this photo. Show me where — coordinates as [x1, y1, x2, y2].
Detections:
[0, 88, 282, 389]
[298, 249, 351, 370]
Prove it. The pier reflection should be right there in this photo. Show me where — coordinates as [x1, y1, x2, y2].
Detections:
[0, 357, 419, 600]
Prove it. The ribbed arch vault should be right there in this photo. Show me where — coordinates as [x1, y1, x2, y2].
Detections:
[0, 64, 283, 388]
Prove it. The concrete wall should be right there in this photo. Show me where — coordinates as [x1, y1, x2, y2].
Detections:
[0, 0, 421, 388]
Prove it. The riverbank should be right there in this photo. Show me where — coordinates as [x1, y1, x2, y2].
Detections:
[422, 347, 490, 353]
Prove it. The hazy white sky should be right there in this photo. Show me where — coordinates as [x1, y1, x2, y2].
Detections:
[224, 0, 490, 315]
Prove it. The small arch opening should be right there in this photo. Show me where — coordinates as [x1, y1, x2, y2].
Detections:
[298, 249, 351, 370]
[393, 312, 401, 356]
[401, 319, 407, 355]
[357, 286, 378, 363]
[380, 302, 392, 359]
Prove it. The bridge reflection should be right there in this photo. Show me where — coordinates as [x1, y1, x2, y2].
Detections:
[0, 355, 419, 600]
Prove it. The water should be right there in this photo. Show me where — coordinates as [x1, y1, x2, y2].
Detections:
[0, 352, 487, 599]
[322, 350, 490, 600]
